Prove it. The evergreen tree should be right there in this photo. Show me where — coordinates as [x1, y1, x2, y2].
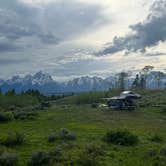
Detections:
[140, 75, 146, 89]
[132, 74, 140, 89]
[116, 72, 129, 91]
[140, 65, 154, 89]
[156, 71, 165, 89]
[6, 89, 16, 96]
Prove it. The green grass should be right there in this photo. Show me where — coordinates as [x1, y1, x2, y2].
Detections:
[0, 90, 166, 165]
[56, 90, 120, 105]
[0, 94, 39, 109]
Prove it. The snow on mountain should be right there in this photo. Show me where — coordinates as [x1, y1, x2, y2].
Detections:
[32, 71, 54, 85]
[6, 75, 23, 85]
[0, 72, 59, 94]
[0, 79, 4, 86]
[5, 71, 54, 86]
[0, 71, 165, 94]
[64, 76, 108, 92]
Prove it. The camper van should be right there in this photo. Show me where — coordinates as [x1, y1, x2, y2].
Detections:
[105, 91, 141, 110]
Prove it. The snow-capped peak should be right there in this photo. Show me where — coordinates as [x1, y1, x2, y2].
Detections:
[32, 71, 54, 85]
[4, 71, 54, 86]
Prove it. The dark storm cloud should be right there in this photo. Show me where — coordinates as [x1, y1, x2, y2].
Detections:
[0, 0, 105, 52]
[0, 40, 19, 52]
[42, 0, 105, 39]
[98, 0, 166, 55]
[0, 0, 58, 46]
[0, 58, 27, 65]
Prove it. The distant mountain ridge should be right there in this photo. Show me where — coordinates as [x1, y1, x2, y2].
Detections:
[0, 71, 165, 94]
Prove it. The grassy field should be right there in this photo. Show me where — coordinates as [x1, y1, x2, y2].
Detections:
[0, 90, 166, 166]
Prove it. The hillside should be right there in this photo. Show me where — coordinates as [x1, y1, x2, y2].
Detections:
[0, 90, 166, 166]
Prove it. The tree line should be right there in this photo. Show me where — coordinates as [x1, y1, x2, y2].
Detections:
[112, 65, 166, 91]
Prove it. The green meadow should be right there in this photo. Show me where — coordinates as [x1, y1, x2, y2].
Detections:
[0, 90, 166, 166]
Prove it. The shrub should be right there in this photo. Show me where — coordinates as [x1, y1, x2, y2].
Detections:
[2, 132, 25, 147]
[13, 111, 38, 120]
[160, 147, 166, 156]
[0, 112, 14, 122]
[161, 106, 166, 113]
[48, 134, 57, 143]
[58, 128, 76, 141]
[0, 151, 18, 166]
[48, 128, 76, 142]
[85, 143, 105, 158]
[150, 134, 163, 143]
[0, 149, 4, 155]
[8, 105, 17, 111]
[49, 147, 64, 163]
[103, 130, 139, 146]
[152, 155, 166, 166]
[76, 143, 104, 166]
[147, 149, 158, 158]
[29, 151, 50, 166]
[41, 101, 50, 108]
[91, 103, 98, 108]
[76, 153, 100, 166]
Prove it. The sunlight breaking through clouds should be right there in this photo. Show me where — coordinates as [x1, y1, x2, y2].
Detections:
[0, 0, 165, 80]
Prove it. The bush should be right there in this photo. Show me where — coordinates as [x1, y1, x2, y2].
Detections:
[13, 111, 38, 120]
[0, 151, 18, 166]
[48, 134, 57, 143]
[29, 151, 50, 166]
[152, 155, 166, 166]
[76, 143, 104, 166]
[147, 149, 158, 158]
[2, 132, 25, 147]
[48, 128, 76, 142]
[161, 106, 166, 113]
[0, 112, 14, 122]
[8, 105, 17, 111]
[58, 128, 76, 141]
[76, 154, 100, 166]
[150, 134, 163, 143]
[103, 130, 139, 146]
[91, 103, 98, 108]
[85, 143, 105, 158]
[160, 147, 166, 156]
[41, 101, 50, 108]
[49, 147, 64, 163]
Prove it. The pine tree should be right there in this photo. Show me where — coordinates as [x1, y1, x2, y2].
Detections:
[141, 65, 154, 89]
[116, 72, 129, 91]
[132, 74, 140, 89]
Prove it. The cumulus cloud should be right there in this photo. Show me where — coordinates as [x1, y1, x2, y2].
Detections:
[0, 0, 105, 52]
[98, 0, 166, 55]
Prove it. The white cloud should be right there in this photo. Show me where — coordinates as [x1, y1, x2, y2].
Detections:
[0, 0, 165, 80]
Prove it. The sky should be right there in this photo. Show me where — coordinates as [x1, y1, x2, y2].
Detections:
[0, 0, 166, 81]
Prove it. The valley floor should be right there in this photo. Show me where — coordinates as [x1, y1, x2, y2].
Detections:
[0, 103, 166, 166]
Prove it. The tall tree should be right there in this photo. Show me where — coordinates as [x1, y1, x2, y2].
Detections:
[132, 74, 140, 90]
[6, 89, 16, 96]
[140, 65, 154, 89]
[156, 71, 165, 89]
[116, 72, 129, 91]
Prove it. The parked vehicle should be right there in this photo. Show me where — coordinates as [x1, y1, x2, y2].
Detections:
[104, 91, 141, 110]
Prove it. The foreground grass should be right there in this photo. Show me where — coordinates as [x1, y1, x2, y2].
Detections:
[0, 102, 166, 165]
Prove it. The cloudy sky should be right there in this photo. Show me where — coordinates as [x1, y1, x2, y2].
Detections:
[0, 0, 166, 81]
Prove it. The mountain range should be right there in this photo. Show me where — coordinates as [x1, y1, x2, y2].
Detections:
[0, 71, 165, 94]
